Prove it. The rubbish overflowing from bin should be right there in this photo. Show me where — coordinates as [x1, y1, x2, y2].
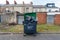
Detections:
[23, 13, 37, 36]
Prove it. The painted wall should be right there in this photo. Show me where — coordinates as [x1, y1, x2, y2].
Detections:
[33, 8, 47, 12]
[47, 8, 59, 12]
[1, 12, 17, 24]
[14, 7, 24, 13]
[47, 12, 60, 15]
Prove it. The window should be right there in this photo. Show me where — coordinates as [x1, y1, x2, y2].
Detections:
[55, 10, 58, 12]
[26, 7, 29, 9]
[49, 9, 51, 12]
[5, 8, 10, 12]
[26, 7, 29, 12]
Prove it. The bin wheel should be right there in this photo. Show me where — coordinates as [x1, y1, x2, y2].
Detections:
[32, 34, 36, 36]
[23, 34, 27, 36]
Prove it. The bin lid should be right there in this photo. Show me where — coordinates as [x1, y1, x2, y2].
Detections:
[24, 12, 36, 20]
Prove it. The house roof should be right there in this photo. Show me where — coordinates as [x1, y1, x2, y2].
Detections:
[47, 12, 60, 15]
[0, 4, 46, 8]
[0, 4, 59, 9]
[0, 4, 33, 7]
[33, 5, 46, 8]
[0, 4, 5, 6]
[46, 7, 58, 8]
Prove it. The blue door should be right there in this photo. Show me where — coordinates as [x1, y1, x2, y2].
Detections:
[17, 16, 24, 24]
[0, 15, 1, 22]
[47, 15, 54, 24]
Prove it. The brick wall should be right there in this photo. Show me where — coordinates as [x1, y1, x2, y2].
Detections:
[54, 14, 60, 25]
[37, 12, 47, 24]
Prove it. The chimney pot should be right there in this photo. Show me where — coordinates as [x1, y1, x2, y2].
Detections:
[30, 2, 33, 5]
[23, 1, 25, 4]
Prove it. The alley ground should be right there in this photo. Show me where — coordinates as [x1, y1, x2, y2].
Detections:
[0, 33, 60, 40]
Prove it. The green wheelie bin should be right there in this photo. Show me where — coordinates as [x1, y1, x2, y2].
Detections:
[23, 12, 37, 35]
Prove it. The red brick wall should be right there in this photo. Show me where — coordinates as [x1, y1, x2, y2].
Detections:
[54, 14, 60, 25]
[37, 12, 47, 24]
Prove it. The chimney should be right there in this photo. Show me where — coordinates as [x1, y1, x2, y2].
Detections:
[14, 0, 17, 4]
[6, 0, 9, 5]
[23, 1, 25, 5]
[30, 2, 33, 5]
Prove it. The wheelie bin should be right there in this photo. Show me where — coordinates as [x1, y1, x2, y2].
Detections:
[23, 13, 37, 35]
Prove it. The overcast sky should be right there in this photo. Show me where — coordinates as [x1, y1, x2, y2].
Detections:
[0, 0, 60, 7]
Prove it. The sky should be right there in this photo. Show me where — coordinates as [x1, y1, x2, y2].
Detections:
[0, 0, 60, 7]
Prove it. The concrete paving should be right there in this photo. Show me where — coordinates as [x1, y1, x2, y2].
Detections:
[0, 34, 60, 40]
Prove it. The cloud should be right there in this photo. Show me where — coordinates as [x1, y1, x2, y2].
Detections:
[0, 0, 6, 4]
[16, 0, 32, 4]
[0, 0, 60, 7]
[55, 3, 60, 7]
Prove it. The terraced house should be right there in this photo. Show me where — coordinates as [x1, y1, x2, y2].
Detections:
[0, 1, 46, 24]
[0, 0, 60, 25]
